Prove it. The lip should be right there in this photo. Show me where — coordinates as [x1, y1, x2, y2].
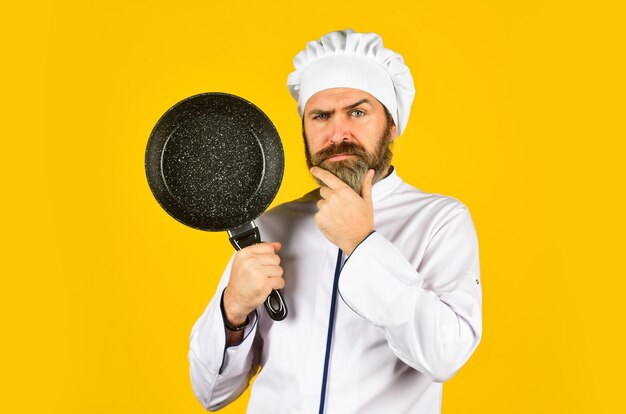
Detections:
[325, 153, 353, 162]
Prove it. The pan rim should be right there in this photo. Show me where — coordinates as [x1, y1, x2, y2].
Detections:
[145, 92, 284, 232]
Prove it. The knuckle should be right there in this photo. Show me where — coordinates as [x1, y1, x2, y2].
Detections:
[237, 259, 250, 274]
[253, 243, 271, 253]
[246, 264, 258, 277]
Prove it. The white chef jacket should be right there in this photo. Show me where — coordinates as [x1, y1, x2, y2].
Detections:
[189, 168, 482, 413]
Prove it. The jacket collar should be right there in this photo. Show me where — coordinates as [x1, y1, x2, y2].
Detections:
[372, 165, 403, 203]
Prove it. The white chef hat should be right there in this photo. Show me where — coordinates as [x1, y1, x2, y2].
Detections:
[287, 29, 415, 136]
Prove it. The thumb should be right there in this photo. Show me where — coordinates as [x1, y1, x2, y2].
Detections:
[271, 241, 282, 252]
[360, 169, 375, 201]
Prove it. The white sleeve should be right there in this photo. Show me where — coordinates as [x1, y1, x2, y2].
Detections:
[337, 205, 482, 383]
[188, 254, 261, 411]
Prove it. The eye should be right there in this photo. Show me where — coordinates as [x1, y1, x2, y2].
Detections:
[313, 113, 329, 120]
[351, 109, 365, 117]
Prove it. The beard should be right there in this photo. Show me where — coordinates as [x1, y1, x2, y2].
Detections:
[304, 123, 394, 194]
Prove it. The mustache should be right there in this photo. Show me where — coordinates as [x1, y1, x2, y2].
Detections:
[312, 142, 368, 164]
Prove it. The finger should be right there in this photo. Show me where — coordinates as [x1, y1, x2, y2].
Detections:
[242, 241, 281, 255]
[319, 186, 332, 199]
[310, 166, 349, 190]
[263, 265, 284, 278]
[360, 169, 375, 201]
[268, 277, 285, 291]
[253, 253, 281, 266]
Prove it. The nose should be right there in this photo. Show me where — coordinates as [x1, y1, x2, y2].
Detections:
[329, 116, 351, 145]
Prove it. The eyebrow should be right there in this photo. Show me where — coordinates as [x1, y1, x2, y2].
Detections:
[343, 98, 373, 111]
[307, 98, 374, 117]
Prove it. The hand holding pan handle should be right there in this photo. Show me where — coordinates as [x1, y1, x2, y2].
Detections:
[228, 222, 288, 321]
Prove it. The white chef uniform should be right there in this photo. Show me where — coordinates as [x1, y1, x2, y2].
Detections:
[188, 167, 482, 413]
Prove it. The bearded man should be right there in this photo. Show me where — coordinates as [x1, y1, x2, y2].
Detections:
[189, 29, 483, 414]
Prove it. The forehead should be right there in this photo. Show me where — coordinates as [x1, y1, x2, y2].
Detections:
[304, 88, 382, 113]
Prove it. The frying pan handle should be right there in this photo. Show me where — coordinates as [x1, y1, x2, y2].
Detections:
[228, 222, 288, 321]
[265, 289, 288, 321]
[228, 225, 262, 250]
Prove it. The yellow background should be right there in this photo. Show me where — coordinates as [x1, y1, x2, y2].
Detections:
[3, 1, 625, 413]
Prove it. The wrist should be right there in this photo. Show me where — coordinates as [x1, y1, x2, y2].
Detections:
[342, 228, 374, 256]
[223, 314, 250, 331]
[222, 287, 250, 326]
[224, 310, 249, 328]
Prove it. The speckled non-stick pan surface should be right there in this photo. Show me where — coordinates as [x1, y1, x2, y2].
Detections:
[145, 93, 284, 232]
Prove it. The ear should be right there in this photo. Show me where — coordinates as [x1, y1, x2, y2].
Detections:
[390, 123, 398, 142]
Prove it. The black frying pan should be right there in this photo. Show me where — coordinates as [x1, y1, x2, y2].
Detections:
[145, 92, 287, 321]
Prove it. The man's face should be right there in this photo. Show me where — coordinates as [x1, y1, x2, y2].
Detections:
[302, 88, 397, 194]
